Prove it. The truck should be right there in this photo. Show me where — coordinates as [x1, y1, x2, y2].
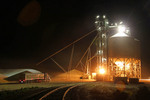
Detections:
[19, 73, 50, 83]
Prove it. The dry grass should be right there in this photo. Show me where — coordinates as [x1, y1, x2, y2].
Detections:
[1, 82, 150, 100]
[78, 82, 138, 100]
[0, 82, 82, 91]
[66, 82, 150, 100]
[0, 78, 8, 83]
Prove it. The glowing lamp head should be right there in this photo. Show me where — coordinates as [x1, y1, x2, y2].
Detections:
[120, 21, 123, 24]
[99, 68, 105, 74]
[112, 25, 128, 37]
[118, 25, 126, 33]
[103, 15, 106, 19]
[96, 15, 100, 18]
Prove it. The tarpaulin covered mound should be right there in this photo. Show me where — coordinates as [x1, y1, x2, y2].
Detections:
[0, 69, 42, 83]
[0, 74, 8, 83]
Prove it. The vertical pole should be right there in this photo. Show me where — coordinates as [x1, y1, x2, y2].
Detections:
[124, 58, 125, 77]
[95, 15, 109, 73]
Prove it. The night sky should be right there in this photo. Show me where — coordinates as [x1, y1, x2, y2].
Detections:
[1, 0, 150, 78]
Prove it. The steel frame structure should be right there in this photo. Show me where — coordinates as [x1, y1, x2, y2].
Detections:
[95, 15, 109, 73]
[95, 15, 141, 80]
[108, 58, 141, 80]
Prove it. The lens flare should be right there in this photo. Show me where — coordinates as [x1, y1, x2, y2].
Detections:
[99, 68, 105, 74]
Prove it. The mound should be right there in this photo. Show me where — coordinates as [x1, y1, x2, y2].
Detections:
[0, 74, 8, 83]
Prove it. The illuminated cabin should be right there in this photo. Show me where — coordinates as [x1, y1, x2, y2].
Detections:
[108, 32, 141, 80]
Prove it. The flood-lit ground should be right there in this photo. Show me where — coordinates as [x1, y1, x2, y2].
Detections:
[66, 82, 150, 100]
[0, 82, 150, 100]
[0, 82, 80, 91]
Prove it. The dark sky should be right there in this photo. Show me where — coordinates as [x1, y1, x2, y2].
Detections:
[0, 0, 150, 78]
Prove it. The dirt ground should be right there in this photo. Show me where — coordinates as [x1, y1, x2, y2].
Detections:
[66, 82, 150, 100]
[0, 82, 150, 100]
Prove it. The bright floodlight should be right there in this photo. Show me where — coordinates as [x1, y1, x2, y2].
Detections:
[96, 15, 100, 18]
[120, 21, 123, 24]
[111, 25, 128, 37]
[118, 25, 126, 33]
[98, 27, 101, 30]
[95, 21, 98, 24]
[115, 61, 124, 70]
[126, 29, 129, 33]
[99, 68, 105, 74]
[115, 23, 118, 26]
[103, 15, 106, 19]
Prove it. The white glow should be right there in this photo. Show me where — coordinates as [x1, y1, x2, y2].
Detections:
[99, 68, 105, 74]
[102, 58, 106, 62]
[112, 25, 128, 37]
[115, 61, 130, 70]
[92, 73, 96, 79]
[96, 15, 100, 18]
[102, 43, 105, 46]
[112, 33, 128, 37]
[98, 27, 101, 30]
[103, 15, 106, 19]
[118, 26, 125, 33]
[98, 50, 103, 54]
[125, 64, 130, 70]
[120, 21, 123, 24]
[102, 34, 106, 38]
[126, 29, 129, 33]
[95, 21, 98, 24]
[106, 22, 109, 24]
[115, 61, 124, 70]
[92, 73, 96, 76]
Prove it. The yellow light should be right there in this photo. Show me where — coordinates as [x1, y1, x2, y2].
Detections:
[92, 73, 96, 79]
[92, 73, 96, 76]
[115, 61, 130, 70]
[99, 68, 105, 74]
[115, 61, 124, 70]
[115, 61, 124, 66]
[125, 64, 130, 70]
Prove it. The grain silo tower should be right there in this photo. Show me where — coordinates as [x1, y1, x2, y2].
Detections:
[107, 25, 141, 81]
[94, 15, 141, 82]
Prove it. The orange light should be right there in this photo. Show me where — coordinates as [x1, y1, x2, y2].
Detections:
[92, 73, 96, 76]
[115, 61, 130, 70]
[92, 73, 96, 79]
[115, 61, 124, 70]
[99, 68, 105, 74]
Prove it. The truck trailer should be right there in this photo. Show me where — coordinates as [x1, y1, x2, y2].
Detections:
[19, 73, 50, 83]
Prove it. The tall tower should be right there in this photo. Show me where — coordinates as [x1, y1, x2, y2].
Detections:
[95, 15, 109, 74]
[94, 15, 141, 81]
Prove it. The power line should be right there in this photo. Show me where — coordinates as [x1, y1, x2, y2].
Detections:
[68, 44, 74, 71]
[75, 34, 98, 68]
[51, 58, 66, 73]
[36, 29, 96, 66]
